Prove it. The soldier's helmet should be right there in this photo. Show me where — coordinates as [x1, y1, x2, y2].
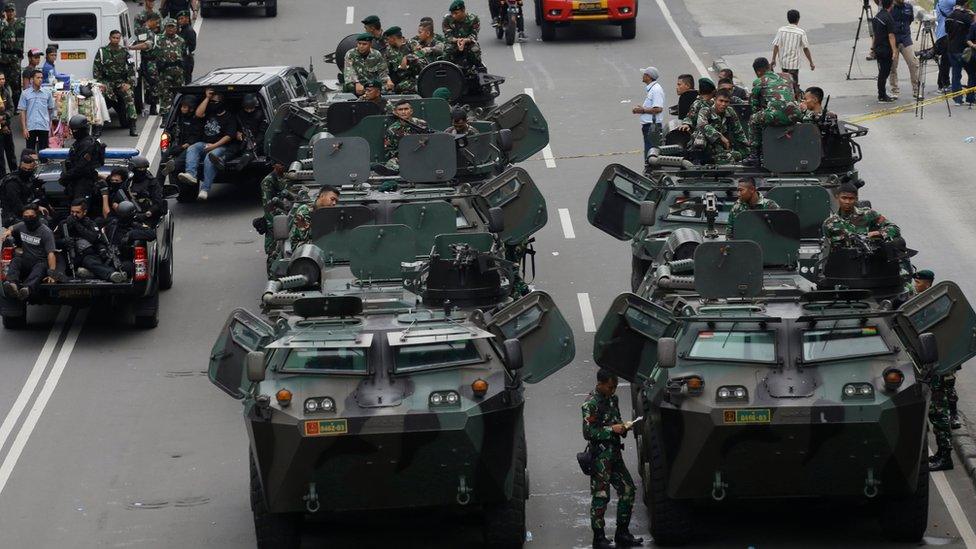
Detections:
[117, 201, 137, 220]
[242, 94, 259, 109]
[129, 155, 150, 170]
[68, 114, 90, 133]
[163, 17, 177, 28]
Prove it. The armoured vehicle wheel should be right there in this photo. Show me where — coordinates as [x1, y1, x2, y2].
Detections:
[646, 425, 693, 546]
[878, 446, 929, 542]
[621, 19, 637, 40]
[2, 314, 26, 330]
[541, 20, 556, 41]
[483, 422, 527, 548]
[265, 1, 277, 17]
[250, 453, 302, 549]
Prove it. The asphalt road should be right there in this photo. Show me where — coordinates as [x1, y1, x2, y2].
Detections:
[1, 0, 976, 547]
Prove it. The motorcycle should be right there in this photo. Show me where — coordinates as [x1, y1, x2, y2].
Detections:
[493, 0, 524, 46]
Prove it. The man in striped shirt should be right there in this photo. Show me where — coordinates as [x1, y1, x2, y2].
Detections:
[770, 10, 814, 92]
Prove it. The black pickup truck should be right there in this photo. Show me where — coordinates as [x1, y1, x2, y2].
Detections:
[0, 148, 176, 329]
[160, 65, 310, 202]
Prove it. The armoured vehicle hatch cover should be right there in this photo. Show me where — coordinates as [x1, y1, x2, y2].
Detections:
[309, 206, 375, 263]
[896, 281, 976, 377]
[325, 33, 358, 73]
[485, 291, 576, 383]
[766, 184, 832, 239]
[731, 209, 801, 268]
[312, 136, 370, 187]
[392, 201, 458, 256]
[324, 101, 384, 135]
[692, 241, 763, 299]
[348, 224, 417, 280]
[398, 133, 458, 183]
[417, 60, 465, 100]
[761, 124, 823, 173]
[478, 167, 548, 246]
[482, 93, 550, 163]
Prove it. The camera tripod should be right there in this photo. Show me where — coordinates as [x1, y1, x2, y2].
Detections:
[914, 22, 951, 119]
[846, 0, 876, 80]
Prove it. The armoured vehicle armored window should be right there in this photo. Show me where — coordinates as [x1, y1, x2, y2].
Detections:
[591, 241, 976, 545]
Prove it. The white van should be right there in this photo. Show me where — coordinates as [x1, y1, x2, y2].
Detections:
[23, 0, 141, 91]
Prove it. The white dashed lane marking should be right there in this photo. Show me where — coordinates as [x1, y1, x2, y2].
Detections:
[577, 293, 597, 333]
[345, 6, 354, 25]
[522, 88, 556, 168]
[513, 42, 524, 62]
[558, 208, 575, 239]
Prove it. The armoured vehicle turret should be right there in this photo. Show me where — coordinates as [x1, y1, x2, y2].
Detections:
[209, 209, 576, 548]
[591, 240, 976, 545]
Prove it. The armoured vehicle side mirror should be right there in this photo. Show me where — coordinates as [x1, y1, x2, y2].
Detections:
[503, 338, 523, 371]
[497, 128, 514, 152]
[639, 201, 657, 226]
[272, 215, 289, 242]
[918, 332, 939, 365]
[246, 351, 267, 382]
[657, 337, 677, 369]
[488, 207, 505, 234]
[162, 183, 179, 199]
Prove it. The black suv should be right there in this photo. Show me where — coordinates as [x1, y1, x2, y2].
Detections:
[201, 0, 277, 17]
[160, 66, 310, 202]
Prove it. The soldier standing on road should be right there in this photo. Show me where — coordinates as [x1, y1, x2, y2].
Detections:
[412, 18, 446, 63]
[260, 160, 288, 272]
[289, 185, 339, 251]
[693, 89, 750, 166]
[382, 100, 430, 172]
[822, 183, 901, 247]
[744, 56, 802, 166]
[94, 30, 140, 137]
[726, 177, 778, 237]
[342, 34, 392, 96]
[582, 369, 643, 549]
[0, 3, 25, 105]
[0, 71, 16, 175]
[361, 15, 387, 53]
[129, 13, 162, 115]
[633, 66, 665, 161]
[384, 27, 427, 94]
[135, 0, 162, 27]
[177, 11, 197, 84]
[154, 19, 186, 117]
[160, 0, 200, 20]
[443, 0, 483, 67]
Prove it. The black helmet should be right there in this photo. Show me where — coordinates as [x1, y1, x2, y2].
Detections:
[242, 94, 259, 108]
[68, 114, 90, 132]
[116, 201, 137, 220]
[181, 95, 199, 108]
[129, 155, 150, 170]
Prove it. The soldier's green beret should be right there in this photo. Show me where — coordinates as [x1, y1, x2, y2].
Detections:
[449, 0, 465, 11]
[177, 10, 191, 17]
[163, 17, 177, 27]
[913, 270, 935, 281]
[698, 77, 714, 89]
[382, 26, 402, 38]
[3, 3, 15, 11]
[355, 33, 373, 42]
[361, 15, 380, 26]
[146, 12, 161, 21]
[364, 79, 382, 89]
[432, 87, 452, 100]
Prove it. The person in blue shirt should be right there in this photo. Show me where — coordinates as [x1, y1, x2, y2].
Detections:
[40, 46, 68, 85]
[937, 0, 957, 90]
[17, 70, 55, 151]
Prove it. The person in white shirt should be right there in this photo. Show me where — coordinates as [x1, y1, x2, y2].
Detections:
[633, 66, 665, 162]
[770, 10, 814, 92]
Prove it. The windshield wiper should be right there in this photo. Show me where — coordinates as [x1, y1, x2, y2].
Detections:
[821, 319, 840, 351]
[721, 321, 738, 349]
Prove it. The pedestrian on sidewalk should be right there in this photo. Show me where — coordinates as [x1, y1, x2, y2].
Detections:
[17, 69, 54, 151]
[890, 0, 921, 99]
[946, 0, 975, 105]
[633, 66, 665, 162]
[770, 10, 814, 92]
[937, 0, 955, 90]
[873, 0, 898, 102]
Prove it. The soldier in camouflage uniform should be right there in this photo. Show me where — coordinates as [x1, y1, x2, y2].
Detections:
[726, 177, 778, 237]
[130, 13, 162, 115]
[288, 185, 339, 251]
[678, 78, 715, 128]
[135, 0, 162, 27]
[411, 18, 446, 63]
[0, 3, 25, 104]
[822, 182, 901, 247]
[383, 27, 427, 94]
[745, 57, 802, 163]
[443, 0, 483, 67]
[581, 369, 643, 549]
[342, 34, 392, 96]
[361, 15, 387, 53]
[260, 161, 289, 272]
[94, 30, 140, 136]
[383, 100, 430, 172]
[155, 19, 186, 117]
[691, 89, 749, 165]
[357, 80, 389, 112]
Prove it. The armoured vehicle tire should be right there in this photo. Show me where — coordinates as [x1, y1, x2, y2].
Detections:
[250, 453, 302, 549]
[541, 20, 556, 41]
[133, 291, 159, 329]
[621, 19, 637, 40]
[2, 314, 26, 330]
[878, 445, 929, 542]
[483, 421, 527, 548]
[265, 1, 276, 17]
[646, 425, 693, 546]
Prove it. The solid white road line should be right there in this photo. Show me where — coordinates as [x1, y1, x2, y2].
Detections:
[930, 445, 976, 548]
[577, 293, 597, 333]
[522, 88, 556, 167]
[558, 208, 575, 239]
[0, 309, 87, 497]
[0, 308, 69, 457]
[654, 0, 709, 79]
[513, 42, 524, 62]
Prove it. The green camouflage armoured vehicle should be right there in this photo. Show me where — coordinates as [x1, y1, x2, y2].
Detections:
[591, 235, 976, 545]
[209, 210, 576, 548]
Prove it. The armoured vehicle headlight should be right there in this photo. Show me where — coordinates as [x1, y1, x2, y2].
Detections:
[716, 385, 748, 402]
[446, 392, 459, 405]
[304, 399, 319, 413]
[733, 387, 747, 399]
[429, 391, 461, 408]
[303, 397, 336, 413]
[430, 393, 443, 405]
[320, 397, 336, 412]
[842, 383, 874, 400]
[717, 388, 731, 399]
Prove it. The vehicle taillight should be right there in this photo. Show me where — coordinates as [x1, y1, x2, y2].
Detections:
[0, 246, 12, 281]
[134, 246, 148, 281]
[159, 131, 170, 151]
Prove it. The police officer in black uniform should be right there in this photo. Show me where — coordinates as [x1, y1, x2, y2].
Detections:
[60, 115, 103, 217]
[0, 149, 47, 226]
[216, 93, 267, 170]
[102, 200, 156, 278]
[127, 155, 167, 226]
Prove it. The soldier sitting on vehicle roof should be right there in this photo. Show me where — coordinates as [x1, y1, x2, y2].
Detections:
[356, 80, 389, 112]
[343, 33, 393, 96]
[726, 177, 778, 237]
[288, 185, 339, 251]
[798, 86, 837, 125]
[691, 89, 750, 165]
[677, 78, 716, 131]
[411, 18, 446, 63]
[446, 107, 477, 136]
[443, 0, 483, 68]
[382, 100, 431, 172]
[822, 182, 900, 247]
[384, 26, 427, 95]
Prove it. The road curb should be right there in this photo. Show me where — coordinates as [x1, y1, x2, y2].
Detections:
[952, 410, 976, 487]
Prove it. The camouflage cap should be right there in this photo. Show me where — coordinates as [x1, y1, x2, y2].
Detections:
[361, 15, 380, 26]
[163, 17, 177, 27]
[3, 3, 15, 11]
[432, 87, 452, 100]
[355, 32, 372, 42]
[145, 12, 161, 21]
[913, 269, 935, 281]
[449, 0, 465, 11]
[382, 26, 403, 38]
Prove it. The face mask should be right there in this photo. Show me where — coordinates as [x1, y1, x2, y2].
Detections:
[207, 101, 222, 115]
[19, 166, 34, 176]
[23, 217, 39, 231]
